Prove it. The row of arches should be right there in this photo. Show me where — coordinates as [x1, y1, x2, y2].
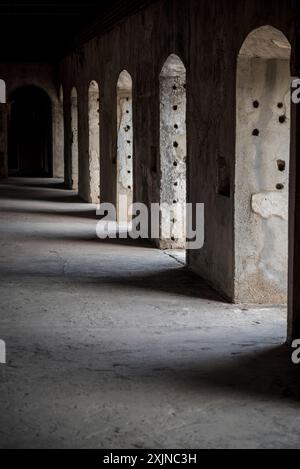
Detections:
[54, 24, 294, 305]
[68, 59, 187, 249]
[0, 25, 293, 309]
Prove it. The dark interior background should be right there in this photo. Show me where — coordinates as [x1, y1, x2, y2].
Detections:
[8, 86, 52, 177]
[0, 1, 155, 62]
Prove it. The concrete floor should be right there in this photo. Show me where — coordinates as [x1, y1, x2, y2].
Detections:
[0, 178, 300, 449]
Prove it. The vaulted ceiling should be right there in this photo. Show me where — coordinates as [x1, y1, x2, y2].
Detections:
[0, 1, 154, 62]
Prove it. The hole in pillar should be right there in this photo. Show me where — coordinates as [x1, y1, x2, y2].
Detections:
[252, 129, 260, 136]
[277, 160, 286, 172]
[276, 183, 284, 190]
[253, 100, 260, 108]
[279, 115, 286, 124]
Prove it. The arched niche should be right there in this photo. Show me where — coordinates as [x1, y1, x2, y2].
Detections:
[159, 54, 187, 251]
[116, 70, 133, 224]
[88, 80, 100, 204]
[235, 26, 291, 303]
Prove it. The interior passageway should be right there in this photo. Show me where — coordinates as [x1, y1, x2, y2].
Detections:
[0, 178, 299, 449]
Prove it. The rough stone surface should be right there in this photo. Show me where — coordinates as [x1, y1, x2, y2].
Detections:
[117, 71, 133, 223]
[160, 55, 186, 249]
[251, 192, 288, 221]
[88, 81, 100, 204]
[0, 178, 300, 449]
[235, 49, 291, 304]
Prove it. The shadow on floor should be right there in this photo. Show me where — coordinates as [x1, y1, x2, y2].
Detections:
[0, 206, 98, 220]
[144, 345, 300, 403]
[0, 188, 80, 204]
[107, 266, 225, 301]
[1, 177, 66, 190]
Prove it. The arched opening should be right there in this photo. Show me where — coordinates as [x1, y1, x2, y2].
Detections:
[159, 54, 187, 253]
[51, 84, 65, 180]
[0, 79, 6, 104]
[8, 86, 52, 177]
[116, 70, 133, 224]
[235, 26, 292, 304]
[70, 87, 79, 191]
[88, 80, 100, 204]
[0, 79, 7, 179]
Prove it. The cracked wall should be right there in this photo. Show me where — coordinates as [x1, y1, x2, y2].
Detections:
[235, 26, 291, 304]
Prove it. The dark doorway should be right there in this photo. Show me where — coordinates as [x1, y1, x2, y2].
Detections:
[8, 86, 53, 177]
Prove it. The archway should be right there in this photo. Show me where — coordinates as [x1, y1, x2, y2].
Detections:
[8, 86, 52, 177]
[0, 79, 6, 104]
[55, 84, 65, 179]
[88, 81, 100, 204]
[159, 54, 187, 252]
[235, 26, 291, 304]
[70, 87, 79, 191]
[116, 70, 133, 224]
[0, 79, 7, 179]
